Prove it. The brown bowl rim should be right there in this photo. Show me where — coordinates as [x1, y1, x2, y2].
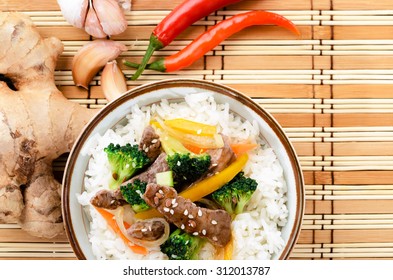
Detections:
[62, 78, 305, 260]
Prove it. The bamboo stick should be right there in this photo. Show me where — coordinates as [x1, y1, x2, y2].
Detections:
[324, 50, 393, 55]
[326, 137, 393, 142]
[325, 80, 393, 85]
[216, 50, 321, 55]
[333, 16, 393, 21]
[325, 224, 393, 230]
[325, 126, 393, 132]
[325, 186, 393, 191]
[322, 10, 393, 16]
[325, 243, 393, 248]
[323, 39, 393, 44]
[323, 21, 393, 25]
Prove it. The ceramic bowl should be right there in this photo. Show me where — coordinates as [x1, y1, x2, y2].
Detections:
[62, 79, 304, 260]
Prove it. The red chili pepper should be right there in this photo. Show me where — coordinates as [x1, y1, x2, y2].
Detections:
[124, 11, 300, 74]
[131, 0, 243, 80]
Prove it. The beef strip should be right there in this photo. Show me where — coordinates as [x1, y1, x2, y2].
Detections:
[90, 153, 169, 209]
[139, 125, 161, 162]
[127, 219, 166, 241]
[144, 183, 232, 247]
[90, 188, 126, 210]
[206, 135, 235, 176]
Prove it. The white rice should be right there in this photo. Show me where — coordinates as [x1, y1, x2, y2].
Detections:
[77, 92, 288, 260]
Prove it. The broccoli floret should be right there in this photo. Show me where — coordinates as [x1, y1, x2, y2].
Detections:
[211, 172, 258, 215]
[161, 229, 205, 260]
[119, 179, 150, 213]
[104, 143, 150, 189]
[166, 153, 211, 185]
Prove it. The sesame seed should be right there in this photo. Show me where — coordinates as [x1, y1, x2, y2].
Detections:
[202, 229, 206, 236]
[188, 214, 194, 219]
[212, 163, 218, 167]
[177, 161, 181, 166]
[171, 254, 177, 259]
[163, 207, 170, 212]
[198, 209, 203, 217]
[170, 209, 174, 215]
[171, 198, 176, 205]
[185, 240, 189, 245]
[181, 224, 185, 230]
[141, 228, 147, 232]
[145, 147, 149, 153]
[172, 203, 178, 208]
[183, 209, 188, 216]
[193, 232, 199, 236]
[196, 129, 202, 135]
[159, 190, 164, 195]
[110, 200, 115, 204]
[132, 162, 136, 168]
[154, 197, 159, 205]
[142, 144, 146, 150]
[151, 139, 158, 144]
[212, 236, 218, 241]
[125, 164, 130, 169]
[211, 220, 217, 225]
[189, 220, 196, 228]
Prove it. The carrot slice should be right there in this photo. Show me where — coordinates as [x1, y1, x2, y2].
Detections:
[183, 143, 207, 154]
[94, 207, 148, 255]
[230, 142, 258, 157]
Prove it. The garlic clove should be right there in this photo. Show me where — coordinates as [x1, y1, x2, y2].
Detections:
[101, 60, 128, 102]
[93, 0, 128, 36]
[85, 6, 107, 38]
[57, 0, 89, 29]
[72, 40, 127, 89]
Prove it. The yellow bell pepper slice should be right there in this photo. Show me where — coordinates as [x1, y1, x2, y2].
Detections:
[164, 118, 217, 136]
[150, 118, 223, 149]
[224, 238, 234, 260]
[135, 153, 249, 220]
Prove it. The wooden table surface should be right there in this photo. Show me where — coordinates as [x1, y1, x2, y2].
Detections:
[1, 0, 393, 260]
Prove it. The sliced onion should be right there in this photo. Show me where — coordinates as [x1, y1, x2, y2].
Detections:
[114, 206, 130, 238]
[122, 205, 135, 225]
[114, 207, 169, 248]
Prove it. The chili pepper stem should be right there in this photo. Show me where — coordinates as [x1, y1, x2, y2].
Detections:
[123, 60, 140, 69]
[124, 59, 166, 73]
[130, 34, 163, 80]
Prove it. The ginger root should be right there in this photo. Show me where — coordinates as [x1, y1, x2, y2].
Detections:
[0, 12, 99, 238]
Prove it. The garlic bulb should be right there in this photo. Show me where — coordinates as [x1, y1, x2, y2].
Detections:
[57, 0, 130, 38]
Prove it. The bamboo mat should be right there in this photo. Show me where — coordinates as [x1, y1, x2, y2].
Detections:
[1, 0, 393, 260]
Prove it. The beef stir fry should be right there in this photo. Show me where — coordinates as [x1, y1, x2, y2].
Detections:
[90, 119, 258, 259]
